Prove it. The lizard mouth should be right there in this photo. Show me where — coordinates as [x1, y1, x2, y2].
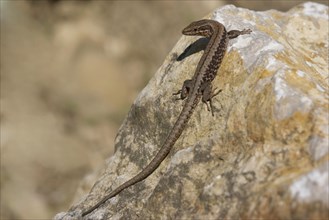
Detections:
[182, 19, 213, 37]
[182, 29, 197, 35]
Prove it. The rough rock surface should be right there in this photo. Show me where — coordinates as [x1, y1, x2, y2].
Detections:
[56, 2, 329, 220]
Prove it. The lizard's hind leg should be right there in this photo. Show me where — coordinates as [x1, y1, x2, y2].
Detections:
[172, 79, 194, 101]
[201, 82, 222, 116]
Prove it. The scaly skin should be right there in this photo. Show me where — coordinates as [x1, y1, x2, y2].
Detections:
[81, 19, 251, 217]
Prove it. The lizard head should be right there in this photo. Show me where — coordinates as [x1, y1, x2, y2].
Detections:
[182, 19, 220, 37]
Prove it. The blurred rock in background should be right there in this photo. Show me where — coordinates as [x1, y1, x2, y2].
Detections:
[0, 0, 327, 219]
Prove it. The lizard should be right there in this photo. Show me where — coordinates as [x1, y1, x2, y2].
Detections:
[81, 19, 251, 217]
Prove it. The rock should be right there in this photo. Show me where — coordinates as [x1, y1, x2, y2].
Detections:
[55, 2, 329, 220]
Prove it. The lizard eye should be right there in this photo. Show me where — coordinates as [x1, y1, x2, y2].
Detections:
[194, 28, 197, 31]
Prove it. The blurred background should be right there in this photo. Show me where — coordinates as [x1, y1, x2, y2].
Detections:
[0, 0, 327, 219]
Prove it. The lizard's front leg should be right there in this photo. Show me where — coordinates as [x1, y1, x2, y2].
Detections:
[227, 28, 252, 39]
[201, 81, 222, 116]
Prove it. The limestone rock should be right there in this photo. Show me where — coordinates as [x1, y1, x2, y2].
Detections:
[55, 2, 329, 220]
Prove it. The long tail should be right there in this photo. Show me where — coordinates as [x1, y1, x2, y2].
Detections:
[82, 96, 200, 216]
